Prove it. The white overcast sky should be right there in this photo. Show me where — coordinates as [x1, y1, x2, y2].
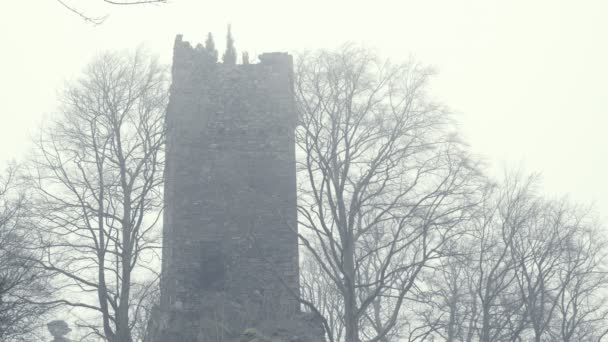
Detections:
[1, 0, 606, 220]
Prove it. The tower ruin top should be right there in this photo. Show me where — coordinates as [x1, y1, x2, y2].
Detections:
[172, 34, 293, 68]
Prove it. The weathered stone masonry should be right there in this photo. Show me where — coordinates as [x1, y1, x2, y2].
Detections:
[151, 35, 321, 341]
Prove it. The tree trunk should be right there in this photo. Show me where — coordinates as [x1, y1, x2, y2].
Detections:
[343, 231, 358, 342]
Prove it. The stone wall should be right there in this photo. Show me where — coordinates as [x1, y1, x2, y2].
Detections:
[154, 35, 309, 341]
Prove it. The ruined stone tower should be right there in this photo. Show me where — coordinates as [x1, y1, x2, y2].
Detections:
[151, 35, 321, 341]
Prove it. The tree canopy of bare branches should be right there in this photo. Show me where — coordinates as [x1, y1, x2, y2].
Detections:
[419, 173, 608, 342]
[294, 45, 608, 342]
[295, 45, 484, 342]
[0, 165, 52, 341]
[27, 49, 168, 342]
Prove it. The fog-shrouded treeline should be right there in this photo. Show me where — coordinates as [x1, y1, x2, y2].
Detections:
[295, 46, 608, 342]
[1, 49, 168, 342]
[300, 171, 608, 342]
[0, 165, 54, 341]
[0, 44, 606, 342]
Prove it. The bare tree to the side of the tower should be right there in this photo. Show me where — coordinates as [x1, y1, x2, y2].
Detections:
[294, 45, 608, 342]
[294, 44, 485, 342]
[300, 257, 345, 341]
[417, 175, 542, 342]
[25, 49, 168, 342]
[0, 164, 53, 342]
[415, 173, 608, 342]
[553, 218, 608, 342]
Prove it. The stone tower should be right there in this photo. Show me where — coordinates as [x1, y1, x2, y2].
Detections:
[151, 35, 322, 341]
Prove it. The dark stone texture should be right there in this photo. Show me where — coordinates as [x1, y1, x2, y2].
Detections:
[151, 35, 321, 342]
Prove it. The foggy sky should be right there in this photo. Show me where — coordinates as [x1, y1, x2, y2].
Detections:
[1, 0, 606, 221]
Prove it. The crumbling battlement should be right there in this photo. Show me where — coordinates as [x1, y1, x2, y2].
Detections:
[171, 34, 294, 87]
[173, 34, 294, 64]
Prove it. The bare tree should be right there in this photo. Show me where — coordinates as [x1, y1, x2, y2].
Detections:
[129, 280, 160, 342]
[0, 165, 52, 341]
[27, 49, 168, 342]
[419, 174, 538, 342]
[416, 240, 477, 342]
[419, 172, 608, 342]
[465, 175, 542, 342]
[301, 254, 345, 341]
[293, 45, 608, 342]
[554, 221, 608, 342]
[294, 45, 483, 342]
[506, 198, 579, 342]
